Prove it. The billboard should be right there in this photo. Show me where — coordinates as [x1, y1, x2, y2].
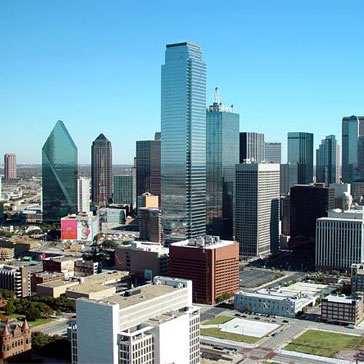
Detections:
[61, 220, 78, 240]
[77, 219, 92, 242]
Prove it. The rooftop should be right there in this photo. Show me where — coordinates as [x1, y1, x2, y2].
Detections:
[118, 241, 168, 254]
[171, 236, 236, 250]
[324, 295, 361, 304]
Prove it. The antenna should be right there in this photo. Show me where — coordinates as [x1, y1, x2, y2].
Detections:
[214, 87, 220, 104]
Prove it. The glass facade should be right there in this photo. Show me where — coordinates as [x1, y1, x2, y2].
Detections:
[206, 95, 239, 238]
[239, 132, 265, 163]
[113, 175, 133, 204]
[316, 135, 338, 185]
[161, 42, 206, 243]
[42, 120, 78, 222]
[265, 142, 281, 163]
[287, 132, 314, 184]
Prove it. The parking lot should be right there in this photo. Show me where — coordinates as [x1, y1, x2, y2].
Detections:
[239, 269, 282, 288]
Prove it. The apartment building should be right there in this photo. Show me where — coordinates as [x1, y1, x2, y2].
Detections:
[0, 265, 31, 298]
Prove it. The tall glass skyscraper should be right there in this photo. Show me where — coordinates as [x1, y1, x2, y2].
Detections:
[161, 42, 206, 243]
[316, 135, 338, 185]
[42, 120, 78, 222]
[239, 132, 265, 163]
[287, 132, 314, 184]
[342, 116, 364, 183]
[206, 88, 239, 238]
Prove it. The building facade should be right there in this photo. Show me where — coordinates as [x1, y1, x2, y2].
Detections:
[235, 163, 280, 256]
[265, 142, 281, 164]
[351, 263, 364, 293]
[91, 134, 112, 205]
[161, 42, 206, 243]
[0, 265, 31, 298]
[287, 132, 314, 184]
[113, 175, 133, 205]
[206, 88, 239, 238]
[169, 236, 239, 304]
[316, 135, 338, 186]
[239, 132, 265, 163]
[42, 120, 78, 222]
[139, 208, 162, 243]
[77, 177, 90, 213]
[4, 154, 17, 180]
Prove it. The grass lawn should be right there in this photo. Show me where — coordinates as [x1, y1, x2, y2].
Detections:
[202, 315, 233, 325]
[285, 329, 364, 358]
[200, 327, 259, 344]
[2, 314, 53, 328]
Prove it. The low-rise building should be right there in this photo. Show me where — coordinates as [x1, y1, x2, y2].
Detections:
[31, 271, 64, 293]
[37, 280, 79, 298]
[0, 247, 14, 261]
[74, 260, 101, 277]
[321, 295, 364, 325]
[351, 263, 364, 293]
[43, 256, 80, 278]
[61, 213, 99, 243]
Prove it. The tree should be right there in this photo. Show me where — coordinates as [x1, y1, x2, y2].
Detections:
[26, 306, 42, 321]
[5, 300, 16, 315]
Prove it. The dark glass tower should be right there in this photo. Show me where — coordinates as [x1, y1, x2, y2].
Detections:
[161, 42, 206, 243]
[287, 132, 314, 184]
[206, 88, 239, 238]
[316, 135, 338, 185]
[91, 134, 112, 205]
[42, 120, 78, 222]
[136, 132, 161, 198]
[239, 132, 265, 163]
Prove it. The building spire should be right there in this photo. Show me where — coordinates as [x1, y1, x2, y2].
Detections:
[214, 87, 220, 104]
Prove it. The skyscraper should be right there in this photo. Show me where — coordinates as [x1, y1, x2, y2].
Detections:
[265, 142, 281, 164]
[113, 175, 133, 205]
[42, 120, 78, 222]
[206, 88, 239, 238]
[77, 177, 90, 213]
[136, 132, 161, 198]
[139, 207, 162, 243]
[91, 134, 112, 205]
[161, 42, 206, 243]
[342, 116, 364, 183]
[316, 135, 338, 185]
[235, 163, 280, 256]
[239, 132, 265, 163]
[287, 132, 314, 184]
[4, 154, 17, 180]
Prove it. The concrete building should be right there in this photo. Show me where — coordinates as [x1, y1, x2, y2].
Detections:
[321, 295, 364, 325]
[4, 154, 17, 180]
[70, 276, 200, 364]
[0, 265, 31, 298]
[169, 236, 239, 304]
[138, 192, 159, 210]
[265, 142, 281, 164]
[139, 208, 162, 243]
[37, 279, 79, 298]
[351, 263, 364, 293]
[31, 271, 63, 293]
[43, 257, 80, 278]
[0, 248, 14, 261]
[77, 177, 90, 213]
[316, 208, 364, 271]
[239, 132, 265, 163]
[235, 163, 280, 256]
[115, 241, 169, 279]
[61, 213, 99, 243]
[330, 183, 352, 209]
[74, 260, 101, 277]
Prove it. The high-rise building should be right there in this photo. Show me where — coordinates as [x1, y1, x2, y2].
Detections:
[239, 132, 265, 163]
[290, 184, 335, 241]
[139, 208, 162, 243]
[91, 134, 112, 205]
[265, 142, 281, 164]
[316, 209, 364, 271]
[0, 265, 31, 298]
[280, 163, 298, 195]
[316, 135, 338, 186]
[42, 120, 78, 222]
[206, 88, 239, 238]
[161, 42, 206, 243]
[77, 177, 90, 213]
[113, 175, 133, 205]
[70, 276, 200, 364]
[169, 236, 239, 304]
[136, 133, 161, 199]
[4, 153, 17, 180]
[287, 132, 314, 184]
[235, 163, 280, 256]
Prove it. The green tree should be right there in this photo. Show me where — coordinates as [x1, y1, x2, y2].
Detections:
[5, 300, 16, 315]
[26, 306, 42, 321]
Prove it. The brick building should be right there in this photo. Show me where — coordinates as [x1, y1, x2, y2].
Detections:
[31, 271, 64, 293]
[169, 236, 239, 304]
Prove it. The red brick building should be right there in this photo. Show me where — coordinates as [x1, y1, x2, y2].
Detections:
[169, 236, 239, 304]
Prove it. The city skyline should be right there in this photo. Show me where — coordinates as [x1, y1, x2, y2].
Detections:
[2, 1, 364, 164]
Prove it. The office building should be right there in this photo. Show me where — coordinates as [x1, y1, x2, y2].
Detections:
[91, 134, 112, 205]
[342, 116, 364, 183]
[206, 88, 239, 238]
[77, 177, 90, 213]
[42, 120, 78, 222]
[287, 132, 314, 184]
[169, 236, 239, 304]
[330, 183, 352, 209]
[113, 175, 133, 205]
[321, 295, 363, 325]
[136, 133, 161, 198]
[43, 257, 80, 279]
[239, 132, 265, 163]
[70, 276, 200, 364]
[280, 163, 298, 195]
[74, 260, 101, 277]
[316, 135, 338, 185]
[137, 192, 159, 213]
[115, 241, 169, 279]
[31, 271, 63, 293]
[235, 163, 280, 256]
[265, 142, 281, 164]
[161, 42, 206, 243]
[316, 209, 364, 271]
[139, 207, 162, 243]
[351, 264, 364, 293]
[4, 154, 16, 180]
[0, 265, 31, 298]
[290, 184, 335, 241]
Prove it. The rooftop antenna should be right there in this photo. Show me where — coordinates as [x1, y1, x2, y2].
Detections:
[214, 87, 220, 104]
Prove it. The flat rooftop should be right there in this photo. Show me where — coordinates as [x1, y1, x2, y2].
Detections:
[172, 236, 236, 250]
[119, 241, 168, 254]
[324, 295, 360, 304]
[39, 280, 79, 289]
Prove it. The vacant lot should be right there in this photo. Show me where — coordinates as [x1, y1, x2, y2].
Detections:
[202, 315, 233, 325]
[200, 327, 259, 344]
[285, 329, 364, 358]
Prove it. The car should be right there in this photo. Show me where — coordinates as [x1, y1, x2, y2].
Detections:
[282, 319, 289, 323]
[254, 317, 261, 320]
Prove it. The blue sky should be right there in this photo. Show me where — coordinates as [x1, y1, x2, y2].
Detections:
[1, 0, 364, 164]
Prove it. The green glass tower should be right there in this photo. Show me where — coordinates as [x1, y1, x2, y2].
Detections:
[113, 175, 133, 205]
[42, 120, 78, 222]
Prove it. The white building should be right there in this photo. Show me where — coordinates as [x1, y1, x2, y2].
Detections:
[235, 163, 280, 256]
[77, 177, 90, 213]
[316, 208, 364, 271]
[70, 276, 200, 364]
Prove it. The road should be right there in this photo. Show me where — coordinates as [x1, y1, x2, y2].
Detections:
[32, 318, 72, 336]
